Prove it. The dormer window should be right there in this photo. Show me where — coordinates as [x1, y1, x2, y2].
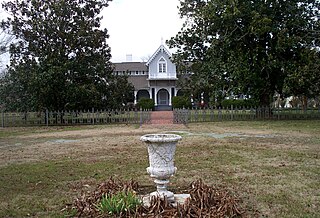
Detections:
[158, 57, 167, 73]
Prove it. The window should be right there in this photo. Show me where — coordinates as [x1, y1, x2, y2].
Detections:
[158, 57, 166, 73]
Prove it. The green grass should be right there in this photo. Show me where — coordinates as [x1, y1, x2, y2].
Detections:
[0, 120, 319, 217]
[0, 159, 147, 217]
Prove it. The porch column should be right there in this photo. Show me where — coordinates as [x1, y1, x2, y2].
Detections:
[170, 87, 175, 106]
[134, 90, 138, 105]
[148, 89, 152, 100]
[169, 88, 173, 106]
[175, 88, 179, 96]
[154, 87, 157, 106]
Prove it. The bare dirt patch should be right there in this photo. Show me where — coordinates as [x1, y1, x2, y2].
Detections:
[0, 122, 317, 168]
[0, 124, 190, 167]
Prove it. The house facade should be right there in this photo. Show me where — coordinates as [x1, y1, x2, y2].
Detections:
[113, 45, 180, 110]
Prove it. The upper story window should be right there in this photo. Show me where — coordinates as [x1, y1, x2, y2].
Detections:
[158, 57, 167, 73]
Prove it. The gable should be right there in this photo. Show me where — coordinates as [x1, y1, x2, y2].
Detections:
[147, 45, 177, 80]
[146, 45, 172, 66]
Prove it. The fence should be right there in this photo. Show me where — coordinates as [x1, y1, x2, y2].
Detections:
[173, 106, 320, 124]
[0, 109, 151, 127]
[2, 106, 320, 127]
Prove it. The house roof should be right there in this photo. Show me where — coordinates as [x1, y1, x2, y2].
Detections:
[146, 45, 172, 66]
[113, 62, 148, 72]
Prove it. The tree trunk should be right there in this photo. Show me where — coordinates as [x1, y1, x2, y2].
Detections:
[302, 95, 308, 112]
[259, 92, 272, 107]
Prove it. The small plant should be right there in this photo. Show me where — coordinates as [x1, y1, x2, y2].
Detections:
[96, 191, 142, 215]
[136, 97, 154, 110]
[172, 96, 192, 109]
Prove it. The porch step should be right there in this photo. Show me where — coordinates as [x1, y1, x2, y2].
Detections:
[150, 111, 174, 124]
[154, 105, 173, 111]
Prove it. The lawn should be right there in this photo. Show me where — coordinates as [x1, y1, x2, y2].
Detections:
[0, 121, 319, 217]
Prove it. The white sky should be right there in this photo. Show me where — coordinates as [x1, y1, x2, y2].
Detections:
[0, 0, 183, 69]
[102, 0, 183, 62]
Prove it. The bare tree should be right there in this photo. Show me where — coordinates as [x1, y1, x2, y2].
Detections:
[140, 55, 151, 62]
[0, 7, 14, 70]
[0, 30, 13, 72]
[0, 30, 13, 53]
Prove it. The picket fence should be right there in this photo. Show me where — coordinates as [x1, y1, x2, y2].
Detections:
[1, 109, 151, 127]
[1, 106, 320, 127]
[173, 106, 320, 124]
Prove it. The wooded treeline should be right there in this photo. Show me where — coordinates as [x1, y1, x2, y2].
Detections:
[0, 0, 319, 112]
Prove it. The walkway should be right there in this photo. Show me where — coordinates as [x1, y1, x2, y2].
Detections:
[150, 111, 174, 125]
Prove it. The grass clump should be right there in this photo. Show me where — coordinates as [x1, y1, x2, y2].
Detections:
[96, 191, 141, 215]
[65, 178, 140, 217]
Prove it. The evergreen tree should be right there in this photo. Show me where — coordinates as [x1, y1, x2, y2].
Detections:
[0, 0, 133, 111]
[169, 0, 320, 106]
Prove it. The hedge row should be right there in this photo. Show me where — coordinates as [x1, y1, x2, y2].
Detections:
[221, 99, 258, 108]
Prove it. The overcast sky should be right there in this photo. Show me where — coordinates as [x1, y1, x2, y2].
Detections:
[102, 0, 183, 62]
[0, 0, 183, 69]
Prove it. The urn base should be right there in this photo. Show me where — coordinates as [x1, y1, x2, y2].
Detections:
[150, 190, 174, 202]
[142, 194, 191, 207]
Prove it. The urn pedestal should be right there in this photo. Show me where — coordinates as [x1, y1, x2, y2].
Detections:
[140, 134, 181, 201]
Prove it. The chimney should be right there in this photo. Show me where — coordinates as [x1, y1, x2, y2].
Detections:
[126, 54, 132, 62]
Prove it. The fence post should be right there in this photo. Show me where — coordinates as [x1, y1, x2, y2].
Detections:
[231, 105, 234, 121]
[185, 108, 189, 124]
[139, 108, 143, 127]
[92, 108, 95, 125]
[1, 110, 4, 128]
[210, 107, 214, 122]
[46, 109, 49, 127]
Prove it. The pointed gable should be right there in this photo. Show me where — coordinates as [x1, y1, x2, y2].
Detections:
[147, 44, 177, 80]
[146, 45, 172, 66]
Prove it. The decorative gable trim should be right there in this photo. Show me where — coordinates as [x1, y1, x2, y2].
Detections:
[146, 45, 172, 66]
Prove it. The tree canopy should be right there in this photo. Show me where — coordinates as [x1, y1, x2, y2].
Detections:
[168, 0, 320, 106]
[0, 0, 134, 111]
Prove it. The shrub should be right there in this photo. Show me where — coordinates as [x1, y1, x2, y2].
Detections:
[172, 96, 192, 109]
[221, 99, 257, 108]
[136, 98, 154, 110]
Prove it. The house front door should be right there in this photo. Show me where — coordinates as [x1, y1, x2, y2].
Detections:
[157, 89, 169, 105]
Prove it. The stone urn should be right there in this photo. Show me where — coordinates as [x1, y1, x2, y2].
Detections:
[140, 134, 182, 201]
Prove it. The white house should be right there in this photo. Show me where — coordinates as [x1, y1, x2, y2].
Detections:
[113, 44, 180, 110]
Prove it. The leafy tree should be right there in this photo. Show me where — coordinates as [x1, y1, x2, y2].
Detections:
[283, 48, 320, 109]
[106, 75, 135, 109]
[169, 0, 320, 106]
[0, 0, 133, 111]
[172, 96, 192, 109]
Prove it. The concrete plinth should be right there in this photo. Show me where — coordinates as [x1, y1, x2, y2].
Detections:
[142, 193, 190, 207]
